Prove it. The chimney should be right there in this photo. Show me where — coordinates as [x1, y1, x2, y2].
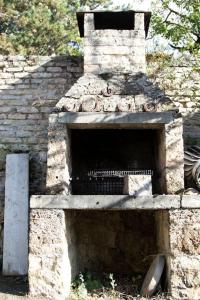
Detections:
[77, 1, 151, 74]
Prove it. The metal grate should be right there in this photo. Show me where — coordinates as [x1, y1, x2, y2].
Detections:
[72, 177, 123, 195]
[71, 170, 153, 195]
[88, 170, 153, 177]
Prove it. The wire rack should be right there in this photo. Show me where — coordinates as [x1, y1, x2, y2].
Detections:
[71, 169, 153, 195]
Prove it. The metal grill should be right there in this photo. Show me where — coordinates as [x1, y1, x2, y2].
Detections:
[88, 170, 153, 177]
[71, 170, 153, 195]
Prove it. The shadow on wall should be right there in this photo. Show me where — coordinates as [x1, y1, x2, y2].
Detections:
[0, 55, 83, 199]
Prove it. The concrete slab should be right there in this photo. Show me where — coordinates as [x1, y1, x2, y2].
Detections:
[58, 112, 174, 127]
[182, 195, 200, 208]
[3, 154, 29, 275]
[30, 195, 181, 210]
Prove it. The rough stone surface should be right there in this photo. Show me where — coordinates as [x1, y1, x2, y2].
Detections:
[46, 116, 71, 195]
[165, 118, 184, 194]
[84, 12, 146, 74]
[182, 195, 200, 208]
[169, 210, 200, 299]
[29, 209, 71, 300]
[55, 73, 174, 113]
[123, 175, 152, 196]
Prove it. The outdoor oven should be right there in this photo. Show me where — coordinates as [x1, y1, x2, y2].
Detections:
[28, 1, 189, 300]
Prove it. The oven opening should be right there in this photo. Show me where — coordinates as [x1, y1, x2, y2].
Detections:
[71, 128, 165, 195]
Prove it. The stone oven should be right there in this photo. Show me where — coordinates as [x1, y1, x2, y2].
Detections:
[28, 2, 199, 300]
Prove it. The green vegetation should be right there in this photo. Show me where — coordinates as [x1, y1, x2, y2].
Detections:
[0, 0, 108, 55]
[151, 0, 200, 55]
[0, 0, 199, 58]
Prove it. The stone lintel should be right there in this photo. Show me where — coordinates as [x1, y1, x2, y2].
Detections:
[58, 112, 175, 126]
[30, 195, 181, 210]
[182, 195, 200, 208]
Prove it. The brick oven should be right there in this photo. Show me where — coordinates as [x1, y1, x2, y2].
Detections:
[28, 1, 200, 300]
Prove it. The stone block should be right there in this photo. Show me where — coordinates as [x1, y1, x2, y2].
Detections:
[165, 118, 184, 194]
[85, 45, 130, 56]
[0, 73, 13, 79]
[46, 67, 63, 73]
[14, 72, 29, 78]
[6, 67, 23, 72]
[170, 255, 200, 300]
[30, 195, 181, 210]
[123, 175, 152, 196]
[135, 13, 145, 30]
[84, 13, 94, 33]
[182, 195, 200, 208]
[3, 154, 29, 275]
[8, 113, 26, 120]
[29, 209, 71, 300]
[84, 64, 100, 74]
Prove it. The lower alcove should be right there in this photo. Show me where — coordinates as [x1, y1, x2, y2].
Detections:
[65, 209, 170, 293]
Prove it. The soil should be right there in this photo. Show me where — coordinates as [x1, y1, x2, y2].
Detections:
[0, 274, 171, 300]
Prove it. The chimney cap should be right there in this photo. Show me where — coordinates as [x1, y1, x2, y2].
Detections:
[76, 10, 151, 38]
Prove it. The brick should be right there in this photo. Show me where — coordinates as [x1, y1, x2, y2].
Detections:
[0, 107, 15, 113]
[17, 107, 39, 113]
[0, 137, 24, 143]
[6, 67, 23, 72]
[31, 72, 52, 79]
[39, 107, 53, 113]
[0, 114, 7, 119]
[24, 66, 45, 72]
[7, 55, 25, 61]
[84, 46, 130, 56]
[5, 78, 23, 84]
[8, 113, 26, 120]
[0, 73, 13, 79]
[27, 114, 42, 120]
[46, 67, 63, 73]
[14, 72, 29, 78]
[16, 131, 32, 138]
[0, 85, 15, 90]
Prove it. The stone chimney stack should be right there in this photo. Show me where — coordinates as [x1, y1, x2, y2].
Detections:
[77, 1, 151, 74]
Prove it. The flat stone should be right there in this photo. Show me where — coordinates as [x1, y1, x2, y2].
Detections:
[30, 195, 181, 210]
[123, 175, 152, 196]
[3, 154, 29, 275]
[182, 195, 200, 208]
[58, 112, 175, 127]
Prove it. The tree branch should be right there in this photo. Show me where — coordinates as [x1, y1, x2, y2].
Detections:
[165, 20, 200, 40]
[168, 6, 186, 18]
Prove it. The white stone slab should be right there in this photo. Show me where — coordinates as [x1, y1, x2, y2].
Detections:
[123, 175, 152, 196]
[30, 195, 181, 210]
[3, 154, 29, 275]
[182, 195, 200, 208]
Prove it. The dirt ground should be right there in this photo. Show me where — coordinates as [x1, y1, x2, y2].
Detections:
[0, 276, 45, 299]
[0, 275, 171, 300]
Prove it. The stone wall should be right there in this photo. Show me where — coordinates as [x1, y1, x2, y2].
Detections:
[0, 55, 83, 264]
[147, 57, 200, 146]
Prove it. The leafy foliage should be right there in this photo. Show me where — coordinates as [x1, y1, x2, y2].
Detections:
[151, 0, 200, 54]
[73, 272, 103, 292]
[0, 0, 108, 55]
